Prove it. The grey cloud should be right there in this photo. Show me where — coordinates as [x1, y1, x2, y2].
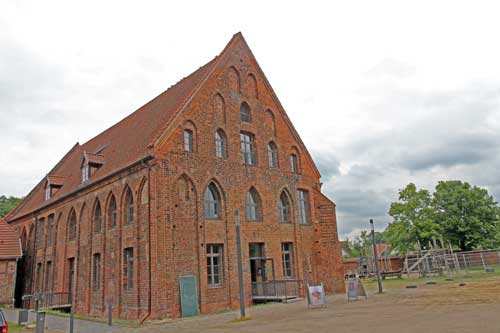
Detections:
[325, 81, 500, 238]
[311, 151, 340, 179]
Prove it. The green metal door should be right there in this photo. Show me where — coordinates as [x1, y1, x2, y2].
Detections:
[179, 275, 199, 317]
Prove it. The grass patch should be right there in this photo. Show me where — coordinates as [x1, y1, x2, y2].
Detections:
[230, 316, 252, 323]
[7, 323, 27, 332]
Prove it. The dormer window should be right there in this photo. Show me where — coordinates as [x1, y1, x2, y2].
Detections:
[81, 150, 104, 183]
[82, 163, 90, 183]
[45, 175, 66, 200]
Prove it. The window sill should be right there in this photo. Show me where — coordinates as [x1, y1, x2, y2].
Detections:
[208, 284, 224, 289]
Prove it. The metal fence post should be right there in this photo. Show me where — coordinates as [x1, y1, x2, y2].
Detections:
[36, 311, 45, 333]
[480, 252, 486, 270]
[108, 301, 113, 326]
[462, 254, 468, 272]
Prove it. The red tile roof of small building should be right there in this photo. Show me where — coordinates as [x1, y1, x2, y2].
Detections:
[0, 218, 22, 259]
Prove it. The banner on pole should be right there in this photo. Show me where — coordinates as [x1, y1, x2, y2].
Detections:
[307, 283, 327, 308]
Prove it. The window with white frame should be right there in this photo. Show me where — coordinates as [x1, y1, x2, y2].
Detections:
[246, 188, 261, 221]
[281, 242, 293, 278]
[297, 190, 310, 225]
[240, 132, 256, 165]
[240, 102, 251, 122]
[183, 129, 193, 152]
[206, 244, 223, 287]
[82, 163, 90, 182]
[290, 154, 298, 173]
[268, 142, 278, 168]
[204, 183, 221, 219]
[215, 130, 226, 158]
[123, 248, 134, 291]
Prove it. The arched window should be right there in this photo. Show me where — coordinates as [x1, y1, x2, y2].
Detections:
[215, 130, 227, 158]
[290, 154, 299, 173]
[268, 142, 278, 168]
[240, 102, 251, 122]
[124, 187, 134, 225]
[297, 189, 310, 225]
[279, 192, 291, 223]
[93, 200, 103, 233]
[184, 129, 193, 152]
[108, 195, 117, 228]
[240, 132, 256, 165]
[246, 188, 261, 221]
[68, 209, 77, 240]
[290, 147, 301, 173]
[204, 183, 221, 219]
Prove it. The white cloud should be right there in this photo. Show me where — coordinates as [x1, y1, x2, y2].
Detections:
[2, 0, 500, 238]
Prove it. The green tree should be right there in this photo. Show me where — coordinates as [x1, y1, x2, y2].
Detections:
[342, 230, 385, 258]
[433, 180, 500, 251]
[0, 195, 22, 218]
[386, 183, 441, 253]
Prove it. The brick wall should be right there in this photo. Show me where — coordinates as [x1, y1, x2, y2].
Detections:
[0, 259, 17, 305]
[9, 35, 344, 321]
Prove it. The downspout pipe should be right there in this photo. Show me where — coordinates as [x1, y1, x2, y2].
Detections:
[140, 160, 152, 324]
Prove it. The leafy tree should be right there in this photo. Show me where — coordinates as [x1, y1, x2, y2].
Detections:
[0, 195, 22, 218]
[342, 230, 386, 258]
[432, 180, 500, 251]
[386, 183, 441, 253]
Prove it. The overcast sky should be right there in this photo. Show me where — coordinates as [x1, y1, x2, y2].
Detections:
[2, 1, 500, 238]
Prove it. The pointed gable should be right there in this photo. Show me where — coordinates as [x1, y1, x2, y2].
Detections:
[204, 33, 322, 178]
[6, 32, 322, 223]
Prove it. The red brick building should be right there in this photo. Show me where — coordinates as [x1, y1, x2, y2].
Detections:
[5, 33, 344, 320]
[0, 217, 23, 305]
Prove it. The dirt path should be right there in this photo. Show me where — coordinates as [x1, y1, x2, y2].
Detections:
[119, 276, 500, 333]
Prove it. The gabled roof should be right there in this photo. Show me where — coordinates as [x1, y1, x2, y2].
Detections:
[6, 42, 221, 222]
[6, 32, 322, 222]
[0, 218, 22, 259]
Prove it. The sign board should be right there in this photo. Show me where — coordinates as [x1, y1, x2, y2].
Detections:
[306, 283, 327, 307]
[347, 278, 367, 301]
[179, 275, 199, 317]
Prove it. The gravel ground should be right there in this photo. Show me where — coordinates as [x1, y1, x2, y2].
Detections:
[117, 275, 500, 333]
